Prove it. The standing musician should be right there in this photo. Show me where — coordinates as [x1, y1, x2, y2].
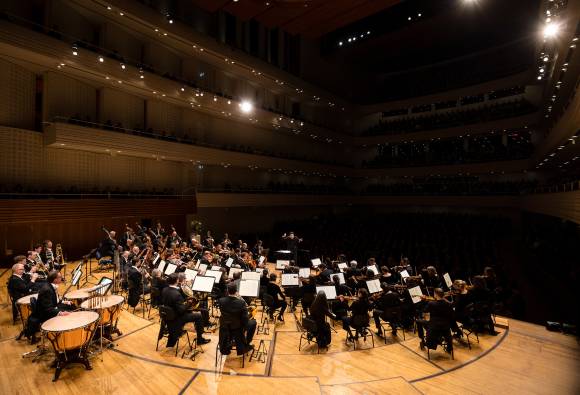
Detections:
[7, 256, 39, 321]
[100, 228, 118, 258]
[217, 283, 256, 355]
[205, 231, 215, 249]
[282, 232, 302, 263]
[161, 274, 210, 347]
[41, 240, 55, 271]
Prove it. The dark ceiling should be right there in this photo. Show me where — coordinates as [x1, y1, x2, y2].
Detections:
[191, 0, 402, 38]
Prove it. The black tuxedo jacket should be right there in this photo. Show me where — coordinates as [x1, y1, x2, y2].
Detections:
[161, 286, 188, 318]
[218, 295, 248, 330]
[36, 283, 60, 322]
[7, 275, 34, 301]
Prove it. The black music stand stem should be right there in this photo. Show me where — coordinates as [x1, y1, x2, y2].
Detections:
[82, 251, 99, 287]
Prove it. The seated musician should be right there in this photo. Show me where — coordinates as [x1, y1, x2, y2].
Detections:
[300, 275, 317, 315]
[379, 266, 399, 285]
[199, 250, 214, 267]
[373, 283, 402, 336]
[25, 251, 37, 272]
[266, 273, 287, 322]
[417, 288, 454, 352]
[468, 276, 498, 335]
[7, 256, 39, 321]
[177, 273, 210, 327]
[150, 269, 167, 306]
[331, 276, 350, 320]
[309, 291, 337, 348]
[161, 274, 210, 347]
[421, 266, 443, 290]
[218, 283, 256, 355]
[340, 288, 372, 341]
[36, 271, 74, 322]
[316, 264, 333, 284]
[127, 258, 151, 308]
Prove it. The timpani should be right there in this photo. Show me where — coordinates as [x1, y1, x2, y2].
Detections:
[81, 295, 124, 339]
[16, 293, 38, 332]
[41, 311, 99, 381]
[63, 289, 92, 307]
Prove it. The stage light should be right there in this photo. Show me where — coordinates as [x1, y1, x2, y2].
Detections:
[168, 19, 173, 24]
[98, 56, 104, 63]
[543, 22, 560, 38]
[120, 63, 126, 69]
[339, 41, 343, 46]
[239, 100, 253, 113]
[72, 45, 78, 56]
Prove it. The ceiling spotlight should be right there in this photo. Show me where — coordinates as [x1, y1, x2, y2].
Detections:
[543, 22, 560, 38]
[120, 63, 126, 69]
[98, 56, 104, 62]
[227, 100, 231, 104]
[543, 56, 549, 62]
[140, 75, 144, 79]
[213, 96, 217, 102]
[180, 87, 185, 91]
[168, 19, 173, 24]
[107, 6, 112, 10]
[239, 100, 253, 113]
[72, 45, 78, 56]
[348, 38, 352, 42]
[339, 41, 343, 46]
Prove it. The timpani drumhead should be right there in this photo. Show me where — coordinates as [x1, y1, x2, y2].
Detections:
[80, 295, 124, 310]
[42, 311, 99, 333]
[64, 289, 92, 301]
[16, 293, 38, 321]
[16, 293, 38, 305]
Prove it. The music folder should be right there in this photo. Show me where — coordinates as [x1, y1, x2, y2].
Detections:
[408, 286, 424, 304]
[276, 260, 290, 269]
[281, 273, 299, 287]
[298, 268, 311, 278]
[443, 273, 453, 288]
[316, 285, 337, 300]
[400, 269, 410, 281]
[332, 272, 346, 285]
[367, 265, 379, 276]
[225, 257, 234, 267]
[184, 269, 197, 282]
[311, 258, 322, 268]
[205, 270, 222, 283]
[196, 263, 208, 273]
[191, 276, 214, 293]
[228, 267, 244, 279]
[366, 279, 381, 294]
[258, 256, 266, 265]
[157, 259, 167, 273]
[241, 271, 261, 281]
[239, 279, 259, 298]
[164, 263, 177, 275]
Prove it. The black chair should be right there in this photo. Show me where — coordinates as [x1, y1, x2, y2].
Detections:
[298, 316, 320, 353]
[156, 305, 191, 357]
[423, 328, 454, 360]
[457, 303, 479, 349]
[148, 287, 161, 319]
[215, 325, 245, 369]
[379, 306, 406, 343]
[473, 301, 496, 334]
[300, 293, 316, 319]
[350, 314, 375, 350]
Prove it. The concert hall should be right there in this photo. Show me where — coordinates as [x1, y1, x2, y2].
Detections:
[1, 0, 579, 394]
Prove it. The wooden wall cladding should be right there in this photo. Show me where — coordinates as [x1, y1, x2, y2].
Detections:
[0, 199, 196, 265]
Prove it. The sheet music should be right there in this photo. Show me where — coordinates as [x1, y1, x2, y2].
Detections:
[205, 270, 223, 283]
[259, 256, 266, 265]
[367, 265, 379, 276]
[316, 285, 337, 300]
[366, 279, 381, 294]
[400, 269, 410, 280]
[241, 271, 261, 281]
[197, 263, 208, 273]
[299, 268, 311, 278]
[225, 258, 234, 267]
[276, 260, 290, 269]
[164, 263, 177, 275]
[276, 250, 291, 254]
[96, 278, 113, 295]
[184, 269, 197, 282]
[443, 273, 453, 288]
[210, 265, 221, 271]
[408, 286, 424, 304]
[71, 270, 82, 286]
[332, 272, 346, 285]
[239, 279, 259, 297]
[228, 267, 244, 279]
[152, 253, 160, 267]
[157, 260, 167, 272]
[337, 262, 348, 272]
[191, 276, 214, 293]
[281, 273, 299, 287]
[255, 268, 265, 274]
[311, 258, 322, 267]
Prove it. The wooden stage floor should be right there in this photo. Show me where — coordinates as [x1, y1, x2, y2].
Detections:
[0, 262, 578, 395]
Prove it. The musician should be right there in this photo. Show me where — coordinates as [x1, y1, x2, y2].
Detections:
[331, 274, 352, 297]
[205, 231, 215, 249]
[199, 250, 214, 267]
[300, 275, 317, 315]
[7, 257, 38, 321]
[266, 273, 287, 322]
[35, 271, 73, 322]
[150, 269, 167, 306]
[217, 283, 256, 355]
[282, 232, 302, 263]
[331, 275, 350, 320]
[167, 230, 181, 247]
[25, 251, 37, 272]
[373, 283, 402, 336]
[33, 244, 43, 265]
[252, 240, 263, 257]
[101, 229, 117, 257]
[340, 288, 372, 341]
[416, 288, 455, 352]
[379, 266, 399, 285]
[41, 240, 55, 270]
[127, 258, 150, 308]
[421, 266, 442, 290]
[309, 291, 337, 348]
[161, 274, 210, 347]
[315, 264, 333, 284]
[222, 233, 232, 247]
[468, 276, 498, 335]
